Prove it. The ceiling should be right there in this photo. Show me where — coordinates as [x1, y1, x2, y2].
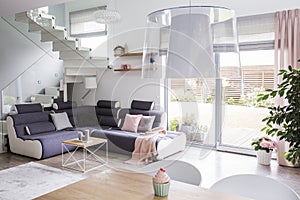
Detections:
[0, 0, 73, 16]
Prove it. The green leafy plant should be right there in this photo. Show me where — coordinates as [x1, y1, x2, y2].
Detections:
[169, 118, 179, 131]
[238, 88, 274, 108]
[206, 95, 214, 103]
[258, 65, 300, 165]
[227, 97, 235, 105]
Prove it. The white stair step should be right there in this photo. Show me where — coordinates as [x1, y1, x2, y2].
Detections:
[15, 12, 30, 22]
[64, 76, 84, 83]
[63, 58, 108, 69]
[31, 94, 54, 105]
[51, 25, 66, 31]
[35, 15, 55, 28]
[65, 37, 78, 42]
[47, 27, 67, 34]
[29, 22, 66, 33]
[52, 40, 78, 51]
[90, 56, 109, 60]
[41, 30, 66, 42]
[76, 47, 92, 51]
[28, 20, 43, 32]
[59, 50, 90, 60]
[45, 87, 60, 97]
[65, 68, 97, 76]
[38, 13, 56, 20]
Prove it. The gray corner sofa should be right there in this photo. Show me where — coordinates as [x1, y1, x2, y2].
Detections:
[6, 103, 77, 159]
[7, 100, 186, 160]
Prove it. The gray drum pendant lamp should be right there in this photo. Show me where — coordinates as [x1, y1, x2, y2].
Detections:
[142, 6, 241, 79]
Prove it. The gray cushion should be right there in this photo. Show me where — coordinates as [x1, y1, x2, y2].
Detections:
[50, 112, 73, 130]
[97, 100, 120, 108]
[99, 116, 121, 127]
[12, 111, 52, 125]
[137, 116, 155, 132]
[24, 122, 55, 135]
[131, 100, 154, 110]
[95, 107, 120, 118]
[15, 103, 43, 114]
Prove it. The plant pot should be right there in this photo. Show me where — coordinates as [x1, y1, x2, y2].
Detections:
[277, 139, 299, 167]
[257, 150, 272, 165]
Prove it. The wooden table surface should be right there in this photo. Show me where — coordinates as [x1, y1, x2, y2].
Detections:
[62, 137, 107, 148]
[35, 169, 251, 200]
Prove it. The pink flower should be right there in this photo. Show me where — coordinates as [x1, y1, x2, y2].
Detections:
[260, 138, 276, 150]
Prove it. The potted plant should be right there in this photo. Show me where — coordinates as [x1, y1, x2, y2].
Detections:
[180, 113, 196, 141]
[258, 65, 300, 166]
[169, 118, 180, 131]
[251, 136, 276, 165]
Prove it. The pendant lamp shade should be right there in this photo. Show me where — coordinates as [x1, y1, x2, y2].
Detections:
[142, 6, 240, 79]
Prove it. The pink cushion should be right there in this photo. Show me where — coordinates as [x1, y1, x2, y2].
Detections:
[121, 114, 143, 133]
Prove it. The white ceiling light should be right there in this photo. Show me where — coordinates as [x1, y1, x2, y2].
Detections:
[94, 9, 121, 24]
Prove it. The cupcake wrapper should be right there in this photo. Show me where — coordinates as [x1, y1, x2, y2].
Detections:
[153, 182, 170, 197]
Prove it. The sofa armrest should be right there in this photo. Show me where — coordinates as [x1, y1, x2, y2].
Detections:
[7, 116, 43, 159]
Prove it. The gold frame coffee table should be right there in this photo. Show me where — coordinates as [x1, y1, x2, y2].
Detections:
[62, 137, 108, 173]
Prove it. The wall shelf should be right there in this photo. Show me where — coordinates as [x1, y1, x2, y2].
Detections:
[114, 52, 143, 57]
[114, 68, 142, 72]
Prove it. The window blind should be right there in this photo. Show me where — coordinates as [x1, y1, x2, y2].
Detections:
[69, 6, 107, 37]
[213, 12, 275, 51]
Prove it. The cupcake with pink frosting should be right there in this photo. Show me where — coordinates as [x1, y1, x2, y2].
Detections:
[152, 168, 170, 196]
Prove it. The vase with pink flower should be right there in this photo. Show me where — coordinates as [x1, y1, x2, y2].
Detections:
[251, 136, 277, 165]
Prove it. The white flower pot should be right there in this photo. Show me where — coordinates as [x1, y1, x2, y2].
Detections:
[257, 150, 272, 165]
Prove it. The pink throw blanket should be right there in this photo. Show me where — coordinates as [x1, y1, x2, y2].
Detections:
[125, 128, 166, 165]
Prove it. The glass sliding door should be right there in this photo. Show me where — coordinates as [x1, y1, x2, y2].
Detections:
[220, 50, 275, 149]
[167, 78, 216, 146]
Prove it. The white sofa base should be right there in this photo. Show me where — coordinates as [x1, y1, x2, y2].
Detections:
[157, 132, 186, 160]
[7, 116, 43, 159]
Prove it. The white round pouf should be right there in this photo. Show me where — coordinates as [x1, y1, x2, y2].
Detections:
[257, 150, 272, 165]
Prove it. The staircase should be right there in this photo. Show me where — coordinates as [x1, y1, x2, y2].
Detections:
[30, 79, 64, 107]
[14, 9, 108, 104]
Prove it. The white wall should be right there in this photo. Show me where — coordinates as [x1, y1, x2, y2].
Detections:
[65, 0, 300, 108]
[0, 15, 64, 101]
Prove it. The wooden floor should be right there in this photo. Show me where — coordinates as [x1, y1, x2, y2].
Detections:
[0, 147, 300, 196]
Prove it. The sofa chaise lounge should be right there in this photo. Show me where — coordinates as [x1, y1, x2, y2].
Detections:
[7, 100, 186, 160]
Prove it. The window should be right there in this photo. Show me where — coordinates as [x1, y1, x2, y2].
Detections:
[220, 13, 276, 150]
[69, 6, 107, 37]
[167, 12, 277, 151]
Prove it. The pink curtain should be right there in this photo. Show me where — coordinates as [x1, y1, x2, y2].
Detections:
[275, 9, 300, 85]
[274, 9, 300, 166]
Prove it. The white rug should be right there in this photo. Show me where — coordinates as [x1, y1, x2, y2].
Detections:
[0, 162, 85, 200]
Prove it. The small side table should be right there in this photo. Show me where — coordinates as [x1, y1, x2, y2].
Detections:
[62, 137, 108, 173]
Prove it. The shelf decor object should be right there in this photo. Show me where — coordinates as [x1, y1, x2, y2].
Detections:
[142, 6, 241, 79]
